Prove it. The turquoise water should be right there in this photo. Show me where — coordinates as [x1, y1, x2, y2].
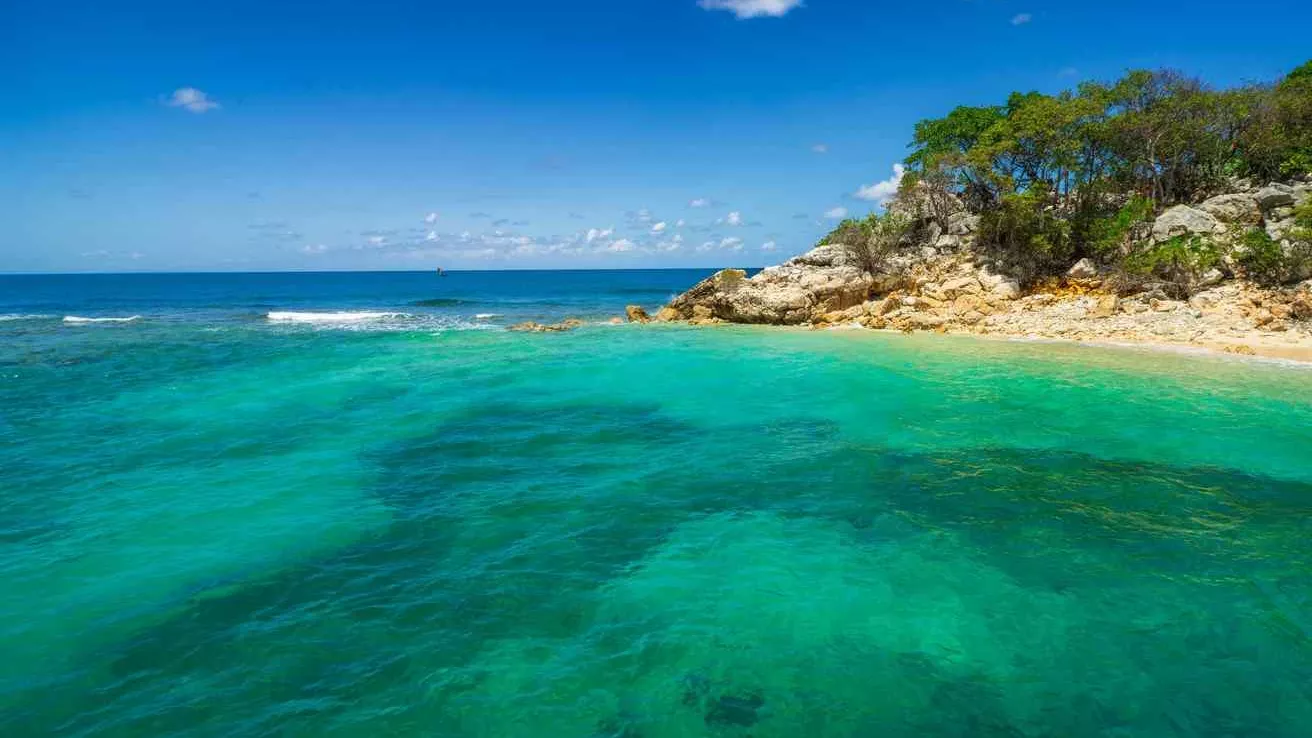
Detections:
[2, 272, 1312, 737]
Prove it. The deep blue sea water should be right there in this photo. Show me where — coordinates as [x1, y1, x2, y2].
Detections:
[2, 270, 1311, 737]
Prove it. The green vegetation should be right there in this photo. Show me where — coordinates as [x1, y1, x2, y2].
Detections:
[818, 211, 911, 275]
[820, 61, 1312, 290]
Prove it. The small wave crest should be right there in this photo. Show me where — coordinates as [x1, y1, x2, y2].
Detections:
[63, 315, 141, 324]
[0, 314, 55, 322]
[474, 313, 500, 320]
[265, 310, 496, 332]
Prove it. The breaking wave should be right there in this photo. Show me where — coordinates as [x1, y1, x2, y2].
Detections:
[63, 316, 142, 324]
[266, 311, 408, 324]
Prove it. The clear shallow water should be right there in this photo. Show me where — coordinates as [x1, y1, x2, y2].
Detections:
[2, 271, 1311, 737]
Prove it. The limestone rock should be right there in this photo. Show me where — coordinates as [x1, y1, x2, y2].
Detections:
[653, 307, 681, 322]
[941, 276, 981, 299]
[1089, 295, 1119, 318]
[1067, 258, 1099, 279]
[1152, 205, 1221, 242]
[1199, 193, 1261, 225]
[508, 318, 585, 333]
[661, 247, 873, 325]
[1255, 184, 1296, 210]
[625, 305, 651, 323]
[991, 279, 1022, 301]
[947, 212, 981, 236]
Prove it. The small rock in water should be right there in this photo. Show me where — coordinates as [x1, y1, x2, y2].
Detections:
[625, 305, 652, 323]
[705, 692, 765, 728]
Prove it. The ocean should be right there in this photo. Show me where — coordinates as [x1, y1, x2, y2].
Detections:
[2, 269, 1311, 737]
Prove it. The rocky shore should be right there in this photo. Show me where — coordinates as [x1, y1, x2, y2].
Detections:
[654, 180, 1312, 363]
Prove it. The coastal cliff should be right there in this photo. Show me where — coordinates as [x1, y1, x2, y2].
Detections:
[657, 60, 1312, 358]
[658, 178, 1312, 358]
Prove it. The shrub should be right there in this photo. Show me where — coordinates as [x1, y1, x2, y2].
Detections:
[1121, 235, 1221, 297]
[1235, 229, 1287, 285]
[977, 187, 1073, 284]
[818, 212, 912, 275]
[1087, 196, 1155, 260]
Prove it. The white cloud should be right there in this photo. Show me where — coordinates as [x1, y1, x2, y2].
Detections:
[656, 235, 684, 252]
[725, 211, 743, 226]
[719, 236, 744, 251]
[689, 198, 710, 208]
[425, 230, 439, 242]
[606, 238, 636, 252]
[698, 0, 804, 19]
[424, 212, 439, 224]
[811, 143, 828, 154]
[586, 227, 614, 243]
[367, 235, 387, 246]
[129, 251, 145, 260]
[761, 240, 777, 251]
[824, 207, 848, 220]
[165, 87, 219, 113]
[675, 219, 686, 227]
[1011, 13, 1032, 25]
[854, 163, 906, 205]
[697, 240, 715, 252]
[301, 244, 329, 255]
[651, 221, 668, 233]
[636, 208, 654, 223]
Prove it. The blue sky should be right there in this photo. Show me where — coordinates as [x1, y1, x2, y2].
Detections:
[2, 0, 1309, 272]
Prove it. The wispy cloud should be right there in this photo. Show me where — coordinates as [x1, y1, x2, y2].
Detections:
[424, 212, 439, 224]
[651, 221, 668, 234]
[854, 163, 906, 205]
[723, 211, 743, 226]
[811, 143, 829, 154]
[165, 87, 219, 113]
[824, 207, 848, 220]
[585, 227, 614, 243]
[301, 244, 329, 255]
[719, 236, 744, 251]
[1011, 13, 1032, 25]
[689, 198, 710, 208]
[761, 240, 777, 251]
[698, 0, 804, 19]
[81, 249, 145, 260]
[605, 238, 637, 253]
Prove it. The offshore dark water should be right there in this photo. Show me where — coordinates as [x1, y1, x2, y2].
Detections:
[1, 270, 1311, 737]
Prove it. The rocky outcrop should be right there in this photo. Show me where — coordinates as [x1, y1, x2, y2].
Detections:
[625, 305, 651, 323]
[1255, 184, 1297, 210]
[1151, 205, 1222, 242]
[1067, 258, 1100, 279]
[1199, 193, 1262, 225]
[508, 318, 585, 333]
[661, 246, 875, 325]
[655, 178, 1312, 360]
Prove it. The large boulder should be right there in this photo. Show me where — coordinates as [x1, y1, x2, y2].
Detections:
[1151, 205, 1221, 242]
[1198, 193, 1262, 225]
[662, 246, 874, 325]
[1255, 184, 1296, 211]
[625, 305, 651, 323]
[947, 212, 981, 236]
[1067, 258, 1099, 279]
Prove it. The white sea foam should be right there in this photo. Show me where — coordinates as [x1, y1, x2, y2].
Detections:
[63, 315, 141, 324]
[0, 314, 54, 322]
[474, 313, 500, 319]
[266, 311, 407, 324]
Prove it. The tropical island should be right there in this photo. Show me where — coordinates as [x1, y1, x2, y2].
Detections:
[653, 61, 1312, 360]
